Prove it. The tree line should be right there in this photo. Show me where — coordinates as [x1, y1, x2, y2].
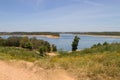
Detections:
[61, 32, 120, 36]
[0, 35, 81, 56]
[0, 36, 57, 56]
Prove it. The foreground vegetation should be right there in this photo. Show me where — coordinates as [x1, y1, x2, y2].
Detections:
[0, 43, 120, 80]
[0, 47, 40, 61]
[37, 43, 120, 80]
[0, 36, 57, 52]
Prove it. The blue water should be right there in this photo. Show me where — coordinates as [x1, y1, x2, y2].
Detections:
[1, 34, 120, 51]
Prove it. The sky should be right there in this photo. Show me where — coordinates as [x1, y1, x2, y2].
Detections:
[0, 0, 120, 32]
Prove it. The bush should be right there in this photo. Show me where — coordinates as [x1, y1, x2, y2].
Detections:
[103, 41, 109, 45]
[24, 42, 33, 50]
[0, 36, 57, 55]
[30, 37, 43, 49]
[5, 36, 22, 47]
[0, 38, 6, 46]
[52, 44, 57, 52]
[43, 41, 51, 52]
[39, 46, 46, 56]
[20, 37, 29, 48]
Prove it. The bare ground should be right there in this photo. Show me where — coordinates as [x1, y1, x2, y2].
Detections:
[0, 60, 75, 80]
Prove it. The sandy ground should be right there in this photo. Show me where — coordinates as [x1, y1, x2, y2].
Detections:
[0, 35, 60, 38]
[46, 52, 58, 56]
[0, 60, 75, 80]
[79, 34, 120, 38]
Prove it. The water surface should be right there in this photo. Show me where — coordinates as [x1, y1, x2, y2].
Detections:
[1, 34, 120, 51]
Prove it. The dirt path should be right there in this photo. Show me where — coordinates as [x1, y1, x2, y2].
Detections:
[0, 60, 75, 80]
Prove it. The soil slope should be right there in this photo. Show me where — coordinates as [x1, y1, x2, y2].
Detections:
[0, 60, 75, 80]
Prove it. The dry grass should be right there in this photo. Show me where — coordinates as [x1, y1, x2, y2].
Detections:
[0, 43, 120, 80]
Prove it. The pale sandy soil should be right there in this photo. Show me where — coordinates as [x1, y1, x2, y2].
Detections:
[79, 34, 120, 38]
[46, 52, 58, 56]
[0, 60, 75, 80]
[22, 35, 60, 38]
[0, 35, 60, 38]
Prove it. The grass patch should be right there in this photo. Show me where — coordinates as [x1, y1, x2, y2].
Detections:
[0, 47, 40, 61]
[0, 43, 120, 80]
[35, 43, 120, 80]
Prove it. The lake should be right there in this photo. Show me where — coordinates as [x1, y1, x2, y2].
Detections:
[1, 34, 120, 51]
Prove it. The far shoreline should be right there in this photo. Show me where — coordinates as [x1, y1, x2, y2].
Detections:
[78, 34, 120, 38]
[0, 34, 60, 38]
[1, 34, 120, 38]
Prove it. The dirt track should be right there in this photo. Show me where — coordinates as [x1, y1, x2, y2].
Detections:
[0, 60, 75, 80]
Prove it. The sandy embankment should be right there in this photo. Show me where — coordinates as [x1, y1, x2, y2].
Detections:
[79, 34, 120, 38]
[0, 34, 60, 38]
[22, 35, 60, 38]
[37, 35, 60, 38]
[0, 60, 75, 80]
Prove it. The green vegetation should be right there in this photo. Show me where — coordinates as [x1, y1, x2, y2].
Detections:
[80, 32, 120, 36]
[72, 36, 80, 51]
[36, 43, 120, 80]
[0, 36, 57, 56]
[0, 32, 60, 37]
[0, 47, 40, 61]
[0, 37, 120, 80]
[52, 44, 57, 52]
[39, 46, 46, 56]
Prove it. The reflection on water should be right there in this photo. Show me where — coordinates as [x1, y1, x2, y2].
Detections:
[1, 34, 120, 51]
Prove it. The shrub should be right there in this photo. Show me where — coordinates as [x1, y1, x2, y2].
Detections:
[39, 46, 46, 56]
[43, 41, 51, 52]
[30, 37, 43, 49]
[20, 37, 29, 48]
[52, 44, 57, 52]
[0, 36, 57, 54]
[0, 38, 6, 46]
[103, 41, 109, 45]
[24, 42, 33, 50]
[5, 36, 22, 47]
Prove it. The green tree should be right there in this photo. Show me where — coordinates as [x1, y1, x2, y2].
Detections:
[0, 37, 6, 46]
[30, 37, 40, 49]
[44, 42, 51, 52]
[97, 43, 102, 46]
[52, 44, 57, 52]
[39, 46, 46, 56]
[103, 41, 109, 45]
[24, 42, 33, 50]
[6, 37, 22, 47]
[72, 36, 80, 51]
[20, 37, 29, 48]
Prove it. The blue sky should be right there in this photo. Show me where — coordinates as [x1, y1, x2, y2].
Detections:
[0, 0, 120, 32]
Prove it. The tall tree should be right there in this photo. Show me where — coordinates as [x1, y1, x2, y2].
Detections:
[72, 36, 80, 51]
[52, 44, 57, 52]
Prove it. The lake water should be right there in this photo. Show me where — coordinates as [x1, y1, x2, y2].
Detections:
[1, 34, 120, 51]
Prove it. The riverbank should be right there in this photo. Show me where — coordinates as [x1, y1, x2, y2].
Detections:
[0, 34, 60, 38]
[22, 35, 60, 38]
[79, 34, 120, 38]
